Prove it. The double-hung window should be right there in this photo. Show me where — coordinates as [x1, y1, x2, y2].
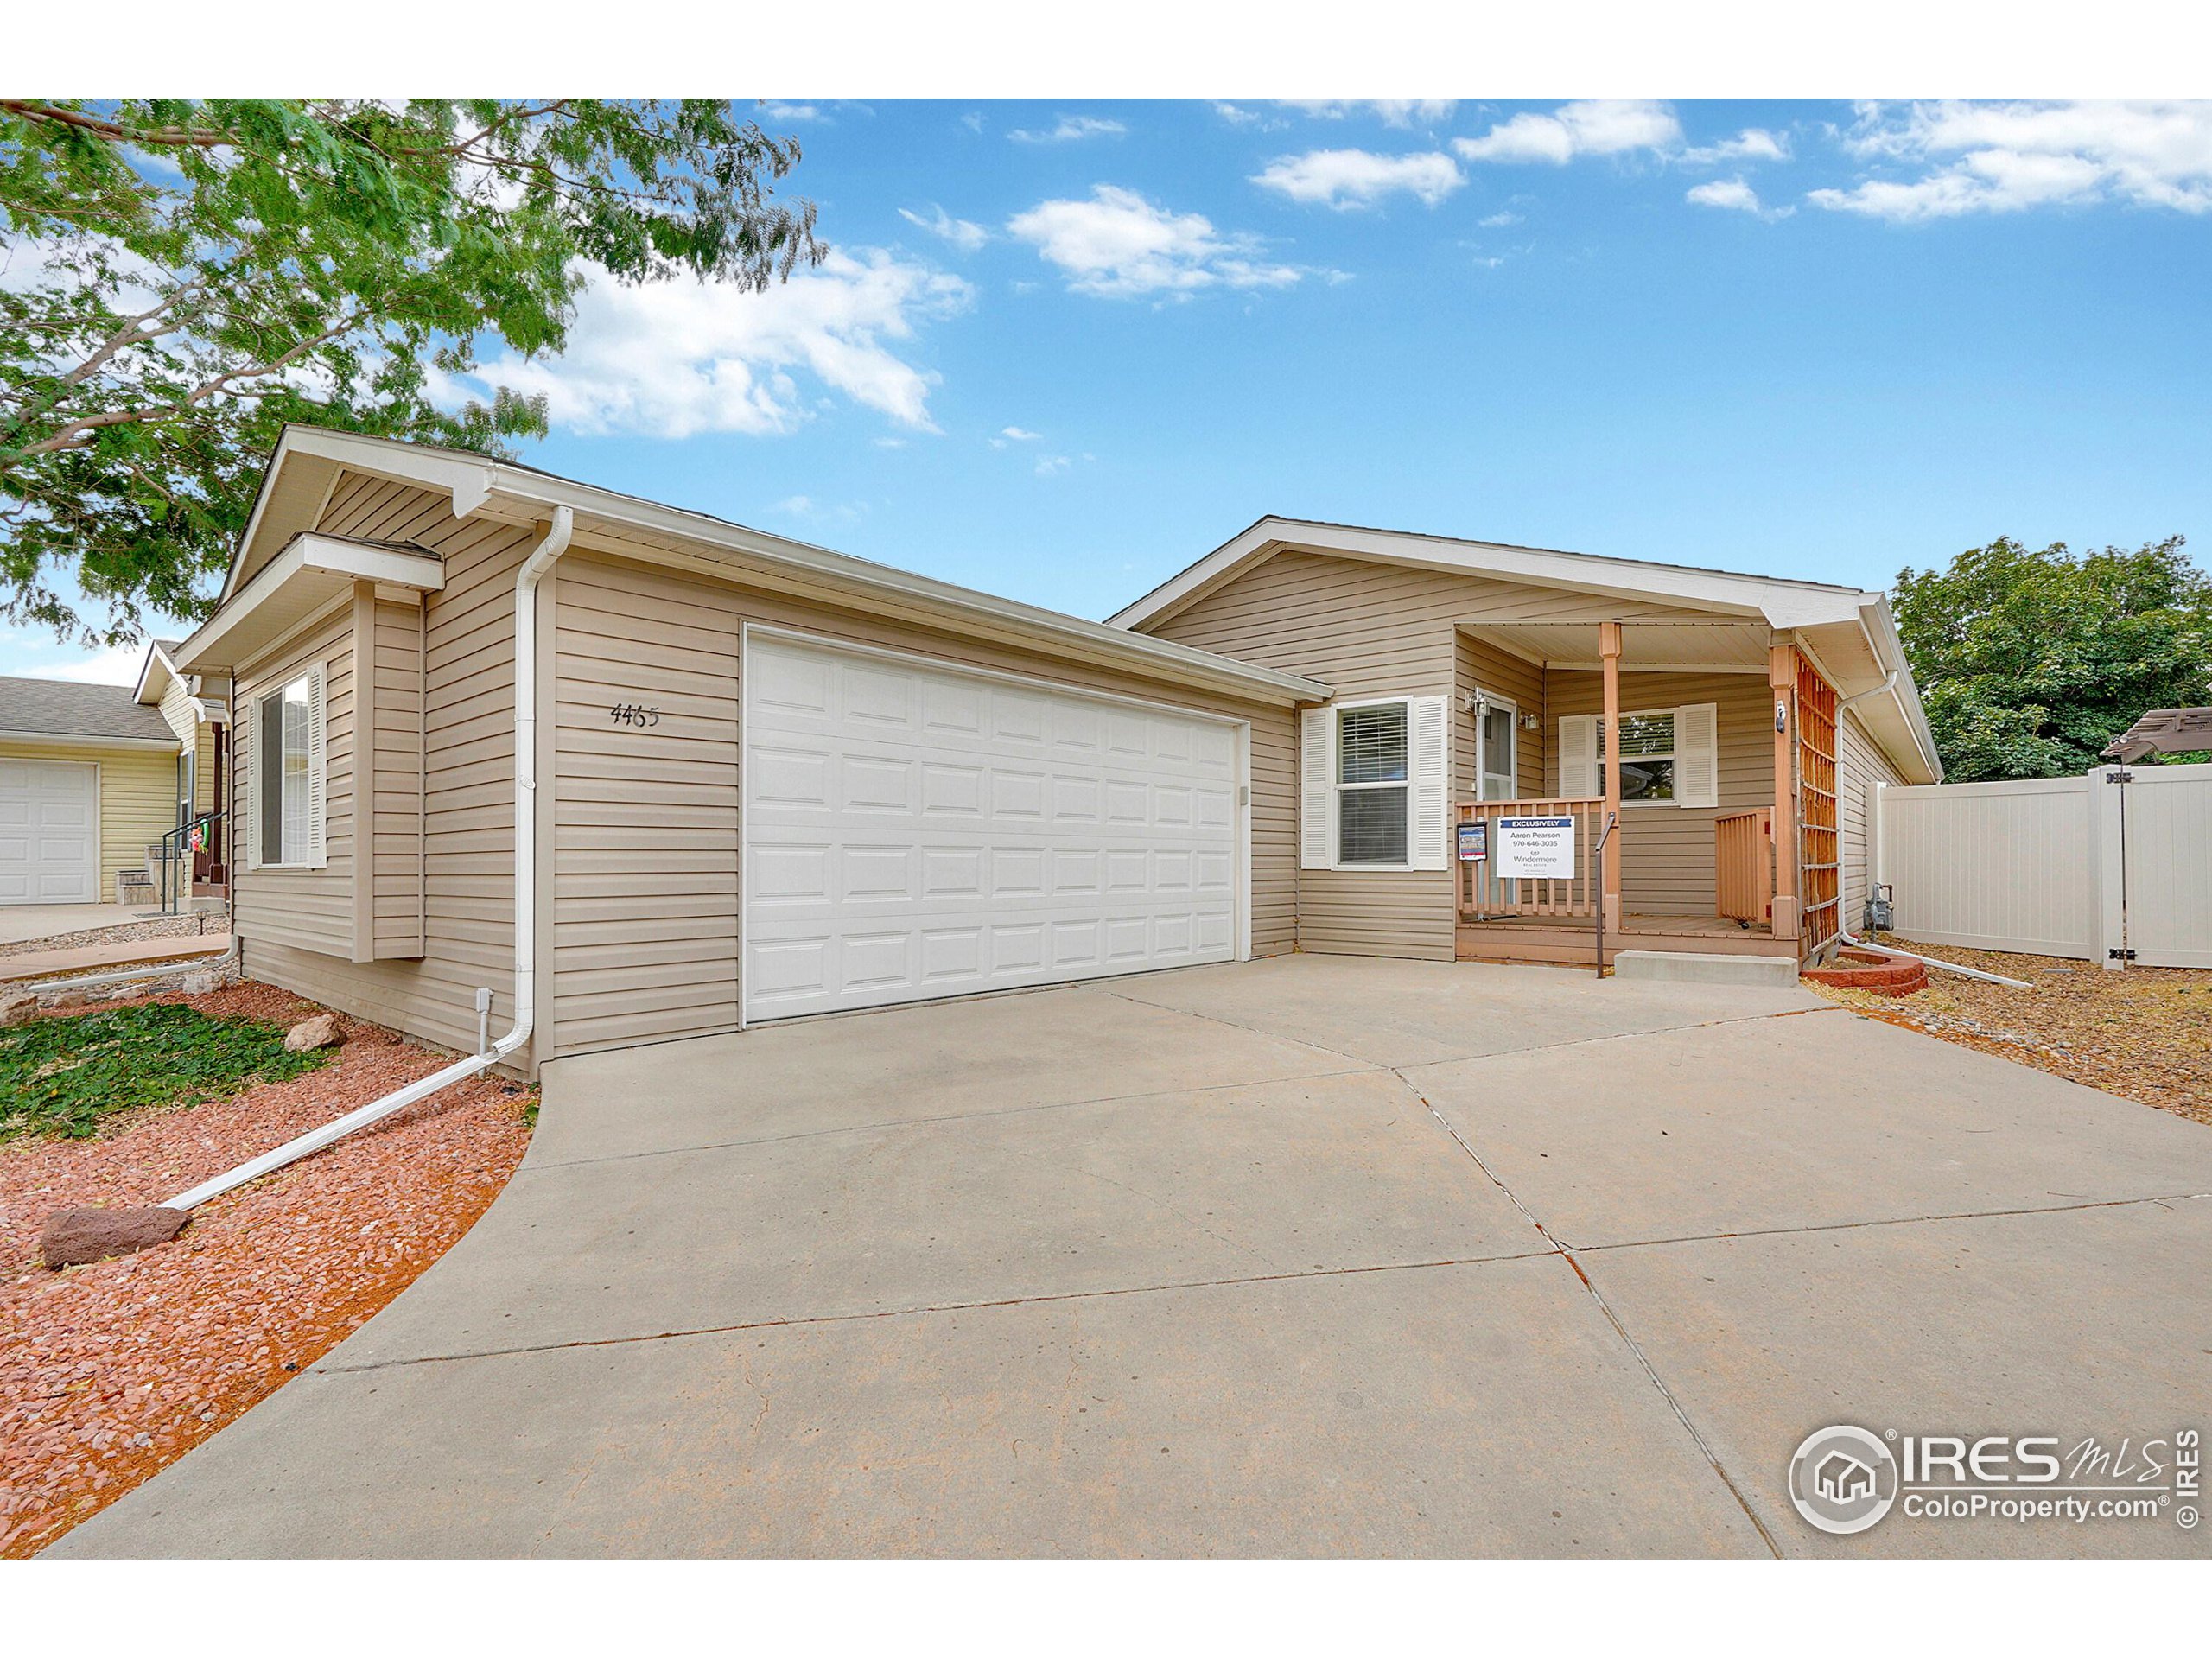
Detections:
[1300, 694, 1451, 872]
[1558, 702, 1719, 807]
[1608, 709, 1678, 802]
[1336, 701, 1409, 865]
[254, 669, 326, 868]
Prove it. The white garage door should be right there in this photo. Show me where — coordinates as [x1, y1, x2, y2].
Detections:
[743, 633, 1243, 1020]
[0, 759, 99, 904]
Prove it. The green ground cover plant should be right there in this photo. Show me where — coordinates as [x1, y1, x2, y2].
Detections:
[0, 1002, 329, 1141]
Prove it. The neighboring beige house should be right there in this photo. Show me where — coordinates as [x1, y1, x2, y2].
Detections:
[172, 427, 1938, 1077]
[0, 676, 182, 904]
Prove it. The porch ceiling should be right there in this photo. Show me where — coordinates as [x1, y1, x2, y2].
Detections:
[1461, 618, 1772, 671]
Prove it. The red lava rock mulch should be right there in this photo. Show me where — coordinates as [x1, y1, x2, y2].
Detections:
[0, 982, 533, 1558]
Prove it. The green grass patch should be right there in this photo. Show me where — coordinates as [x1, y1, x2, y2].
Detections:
[0, 1002, 333, 1142]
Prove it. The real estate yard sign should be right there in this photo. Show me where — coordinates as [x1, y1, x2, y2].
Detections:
[1494, 816, 1575, 880]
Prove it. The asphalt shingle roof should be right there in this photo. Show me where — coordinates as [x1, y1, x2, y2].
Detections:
[0, 675, 177, 742]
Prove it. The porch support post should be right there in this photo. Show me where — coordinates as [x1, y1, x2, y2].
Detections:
[1599, 621, 1624, 931]
[1767, 642, 1801, 942]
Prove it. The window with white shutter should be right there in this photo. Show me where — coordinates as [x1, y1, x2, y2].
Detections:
[1301, 695, 1450, 870]
[1560, 702, 1720, 807]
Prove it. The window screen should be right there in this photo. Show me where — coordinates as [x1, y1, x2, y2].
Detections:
[1338, 702, 1409, 863]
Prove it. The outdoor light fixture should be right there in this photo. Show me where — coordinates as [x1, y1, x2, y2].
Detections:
[1775, 700, 1789, 734]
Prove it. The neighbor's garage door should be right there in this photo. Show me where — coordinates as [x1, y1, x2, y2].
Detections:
[0, 758, 99, 904]
[743, 632, 1241, 1020]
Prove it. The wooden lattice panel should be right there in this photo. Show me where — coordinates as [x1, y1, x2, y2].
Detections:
[1794, 650, 1840, 950]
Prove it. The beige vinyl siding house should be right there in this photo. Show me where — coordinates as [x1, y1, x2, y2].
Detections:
[178, 430, 1941, 1080]
[181, 429, 1321, 1075]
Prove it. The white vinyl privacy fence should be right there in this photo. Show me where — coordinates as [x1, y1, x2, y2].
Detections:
[1874, 763, 2212, 969]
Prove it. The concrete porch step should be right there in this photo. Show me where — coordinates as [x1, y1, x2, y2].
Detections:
[1611, 950, 1802, 988]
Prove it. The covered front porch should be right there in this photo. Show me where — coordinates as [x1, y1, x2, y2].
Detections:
[1453, 618, 1841, 969]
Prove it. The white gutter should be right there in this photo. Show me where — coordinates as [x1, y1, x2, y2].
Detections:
[164, 507, 573, 1213]
[1837, 668, 1899, 714]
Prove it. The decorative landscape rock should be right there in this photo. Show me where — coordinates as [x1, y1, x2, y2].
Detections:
[178, 971, 219, 995]
[283, 1014, 344, 1052]
[40, 1205, 192, 1269]
[1, 988, 37, 1027]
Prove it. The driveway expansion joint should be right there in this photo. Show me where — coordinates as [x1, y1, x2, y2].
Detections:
[1557, 1189, 2212, 1256]
[1387, 1064, 1783, 1559]
[312, 1247, 1562, 1377]
[524, 1062, 1376, 1173]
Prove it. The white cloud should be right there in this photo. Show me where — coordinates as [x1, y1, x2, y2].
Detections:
[772, 494, 863, 525]
[459, 251, 972, 439]
[1478, 210, 1523, 227]
[1211, 101, 1278, 130]
[1034, 454, 1071, 476]
[998, 425, 1042, 443]
[1007, 186, 1307, 300]
[1008, 115, 1127, 144]
[960, 111, 986, 135]
[3, 643, 143, 684]
[1811, 99, 2212, 219]
[1455, 99, 1683, 164]
[1686, 178, 1792, 219]
[760, 102, 823, 124]
[1682, 128, 1791, 165]
[899, 203, 990, 251]
[1251, 149, 1464, 209]
[1279, 99, 1459, 129]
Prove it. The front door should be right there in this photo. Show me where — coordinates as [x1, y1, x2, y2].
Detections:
[1475, 693, 1518, 801]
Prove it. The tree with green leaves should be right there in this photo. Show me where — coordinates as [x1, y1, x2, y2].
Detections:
[1893, 535, 2212, 780]
[1, 99, 822, 643]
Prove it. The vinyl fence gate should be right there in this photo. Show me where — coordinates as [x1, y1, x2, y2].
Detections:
[1872, 763, 2212, 969]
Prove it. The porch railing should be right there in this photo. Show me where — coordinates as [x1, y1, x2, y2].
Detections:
[1455, 797, 1605, 920]
[1714, 808, 1774, 924]
[158, 810, 223, 916]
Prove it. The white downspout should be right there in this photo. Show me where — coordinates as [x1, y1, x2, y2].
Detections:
[1836, 668, 1898, 715]
[165, 506, 574, 1213]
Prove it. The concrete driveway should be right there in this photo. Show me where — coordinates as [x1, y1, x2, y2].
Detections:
[55, 957, 2212, 1558]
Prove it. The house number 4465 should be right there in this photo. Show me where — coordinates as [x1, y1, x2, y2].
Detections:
[609, 703, 661, 728]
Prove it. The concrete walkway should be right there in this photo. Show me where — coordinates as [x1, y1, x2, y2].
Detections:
[0, 902, 153, 947]
[53, 956, 2212, 1558]
[1, 930, 230, 982]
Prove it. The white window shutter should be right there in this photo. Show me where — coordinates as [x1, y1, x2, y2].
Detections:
[1300, 707, 1337, 869]
[238, 698, 257, 873]
[1408, 695, 1450, 870]
[1676, 702, 1719, 807]
[305, 665, 328, 868]
[1560, 714, 1598, 798]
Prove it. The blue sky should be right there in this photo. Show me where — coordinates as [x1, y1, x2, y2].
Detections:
[10, 97, 2211, 682]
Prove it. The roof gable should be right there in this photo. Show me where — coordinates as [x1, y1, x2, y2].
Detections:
[1110, 517, 1880, 634]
